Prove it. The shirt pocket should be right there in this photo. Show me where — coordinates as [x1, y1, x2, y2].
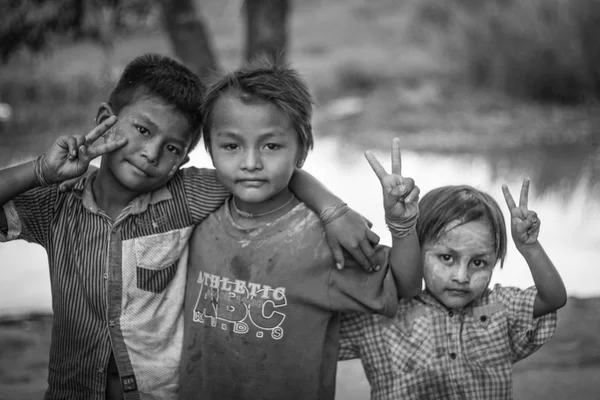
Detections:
[383, 316, 434, 374]
[133, 230, 182, 293]
[465, 305, 510, 368]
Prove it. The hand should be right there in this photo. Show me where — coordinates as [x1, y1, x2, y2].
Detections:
[502, 178, 540, 249]
[41, 116, 126, 183]
[325, 209, 381, 271]
[365, 138, 420, 226]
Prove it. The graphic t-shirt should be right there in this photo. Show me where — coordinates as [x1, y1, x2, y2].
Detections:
[179, 199, 397, 400]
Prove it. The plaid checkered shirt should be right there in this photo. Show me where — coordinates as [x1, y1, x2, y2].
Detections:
[339, 284, 558, 400]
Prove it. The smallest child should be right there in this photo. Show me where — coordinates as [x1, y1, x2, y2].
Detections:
[339, 180, 567, 400]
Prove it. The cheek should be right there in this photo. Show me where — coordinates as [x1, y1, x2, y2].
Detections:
[423, 259, 448, 289]
[470, 270, 493, 291]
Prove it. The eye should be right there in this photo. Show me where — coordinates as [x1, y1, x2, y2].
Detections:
[439, 254, 453, 263]
[223, 143, 240, 151]
[166, 144, 181, 156]
[264, 143, 281, 151]
[136, 125, 150, 136]
[472, 259, 487, 268]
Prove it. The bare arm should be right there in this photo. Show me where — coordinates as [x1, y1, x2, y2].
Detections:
[289, 168, 380, 271]
[0, 161, 40, 230]
[502, 179, 567, 318]
[364, 138, 423, 298]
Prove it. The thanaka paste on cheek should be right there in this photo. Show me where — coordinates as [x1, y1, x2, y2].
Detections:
[470, 269, 493, 293]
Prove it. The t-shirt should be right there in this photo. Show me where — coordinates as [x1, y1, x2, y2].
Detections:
[338, 286, 558, 400]
[0, 168, 229, 400]
[179, 199, 398, 400]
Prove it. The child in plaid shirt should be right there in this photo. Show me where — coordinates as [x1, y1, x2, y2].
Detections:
[339, 180, 567, 400]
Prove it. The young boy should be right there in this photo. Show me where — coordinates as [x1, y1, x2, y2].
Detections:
[178, 62, 423, 400]
[339, 180, 567, 399]
[0, 54, 386, 400]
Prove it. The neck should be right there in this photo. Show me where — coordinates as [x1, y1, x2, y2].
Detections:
[93, 166, 139, 220]
[230, 190, 298, 225]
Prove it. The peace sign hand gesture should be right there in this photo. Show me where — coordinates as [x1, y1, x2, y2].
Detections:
[502, 178, 540, 249]
[365, 138, 420, 234]
[41, 116, 126, 184]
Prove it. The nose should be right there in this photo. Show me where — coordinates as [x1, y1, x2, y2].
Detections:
[242, 148, 262, 171]
[141, 139, 161, 165]
[453, 263, 470, 284]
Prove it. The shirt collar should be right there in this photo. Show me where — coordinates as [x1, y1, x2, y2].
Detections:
[77, 170, 173, 215]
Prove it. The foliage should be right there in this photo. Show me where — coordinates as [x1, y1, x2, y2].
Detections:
[0, 0, 161, 62]
[410, 0, 600, 103]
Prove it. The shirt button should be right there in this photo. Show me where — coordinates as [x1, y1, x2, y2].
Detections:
[97, 367, 104, 374]
[103, 273, 108, 280]
[449, 311, 454, 317]
[449, 352, 457, 360]
[109, 320, 116, 328]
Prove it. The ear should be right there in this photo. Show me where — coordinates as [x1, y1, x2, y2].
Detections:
[95, 102, 115, 126]
[295, 150, 307, 168]
[180, 155, 191, 167]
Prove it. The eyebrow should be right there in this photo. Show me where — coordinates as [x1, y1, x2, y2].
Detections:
[136, 114, 190, 148]
[214, 131, 287, 139]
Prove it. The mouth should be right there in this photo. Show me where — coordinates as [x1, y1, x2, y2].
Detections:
[236, 179, 267, 187]
[127, 161, 151, 177]
[445, 289, 470, 297]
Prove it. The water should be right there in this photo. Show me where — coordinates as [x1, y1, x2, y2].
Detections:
[1, 137, 599, 315]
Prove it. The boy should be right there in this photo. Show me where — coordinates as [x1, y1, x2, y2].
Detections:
[178, 62, 422, 399]
[0, 54, 384, 400]
[338, 181, 567, 399]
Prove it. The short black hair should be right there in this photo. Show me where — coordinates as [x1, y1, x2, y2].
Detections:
[201, 59, 314, 163]
[417, 185, 508, 268]
[108, 53, 204, 151]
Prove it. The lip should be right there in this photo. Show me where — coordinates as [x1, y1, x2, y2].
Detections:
[127, 161, 151, 177]
[446, 289, 470, 296]
[237, 179, 267, 187]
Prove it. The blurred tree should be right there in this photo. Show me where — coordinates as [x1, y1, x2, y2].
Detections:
[244, 0, 290, 63]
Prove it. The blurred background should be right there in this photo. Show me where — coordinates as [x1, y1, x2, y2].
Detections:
[0, 0, 599, 398]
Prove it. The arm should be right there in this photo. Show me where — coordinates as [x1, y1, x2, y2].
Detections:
[502, 179, 567, 318]
[1, 116, 124, 229]
[364, 138, 423, 299]
[289, 168, 380, 271]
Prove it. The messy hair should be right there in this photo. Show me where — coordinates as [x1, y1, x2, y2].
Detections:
[108, 53, 205, 151]
[417, 185, 508, 268]
[201, 59, 314, 163]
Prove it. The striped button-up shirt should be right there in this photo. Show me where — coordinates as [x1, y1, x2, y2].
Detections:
[339, 285, 557, 400]
[1, 167, 229, 400]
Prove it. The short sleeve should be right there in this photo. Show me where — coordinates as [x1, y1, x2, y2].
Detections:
[327, 245, 398, 318]
[179, 167, 230, 224]
[338, 312, 368, 361]
[492, 284, 558, 362]
[0, 185, 58, 247]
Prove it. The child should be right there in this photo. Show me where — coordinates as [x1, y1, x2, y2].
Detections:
[339, 180, 567, 399]
[177, 63, 423, 400]
[0, 54, 387, 400]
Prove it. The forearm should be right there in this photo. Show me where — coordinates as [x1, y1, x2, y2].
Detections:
[289, 168, 341, 213]
[0, 160, 40, 230]
[519, 241, 567, 316]
[389, 231, 422, 299]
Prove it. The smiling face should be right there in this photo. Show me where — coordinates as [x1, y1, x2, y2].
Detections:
[422, 219, 498, 310]
[100, 95, 192, 195]
[208, 93, 303, 215]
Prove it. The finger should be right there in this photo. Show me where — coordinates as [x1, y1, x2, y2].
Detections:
[364, 150, 388, 181]
[359, 240, 379, 271]
[346, 245, 372, 272]
[405, 186, 420, 203]
[330, 244, 345, 270]
[86, 137, 128, 159]
[501, 184, 517, 209]
[391, 138, 403, 177]
[66, 137, 79, 160]
[366, 230, 380, 245]
[84, 115, 117, 145]
[519, 178, 530, 209]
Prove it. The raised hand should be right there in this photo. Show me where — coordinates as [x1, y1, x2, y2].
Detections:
[365, 138, 419, 228]
[502, 178, 540, 248]
[41, 116, 126, 183]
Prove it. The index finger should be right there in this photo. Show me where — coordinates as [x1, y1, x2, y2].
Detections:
[391, 138, 403, 177]
[84, 115, 117, 145]
[501, 184, 517, 210]
[364, 150, 388, 181]
[519, 178, 530, 209]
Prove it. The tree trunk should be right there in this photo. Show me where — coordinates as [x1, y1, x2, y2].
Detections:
[244, 0, 290, 63]
[161, 0, 218, 82]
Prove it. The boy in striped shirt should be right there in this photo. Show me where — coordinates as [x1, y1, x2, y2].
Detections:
[0, 53, 380, 400]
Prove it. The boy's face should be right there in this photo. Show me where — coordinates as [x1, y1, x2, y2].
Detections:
[422, 219, 497, 310]
[209, 93, 303, 214]
[100, 96, 192, 193]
